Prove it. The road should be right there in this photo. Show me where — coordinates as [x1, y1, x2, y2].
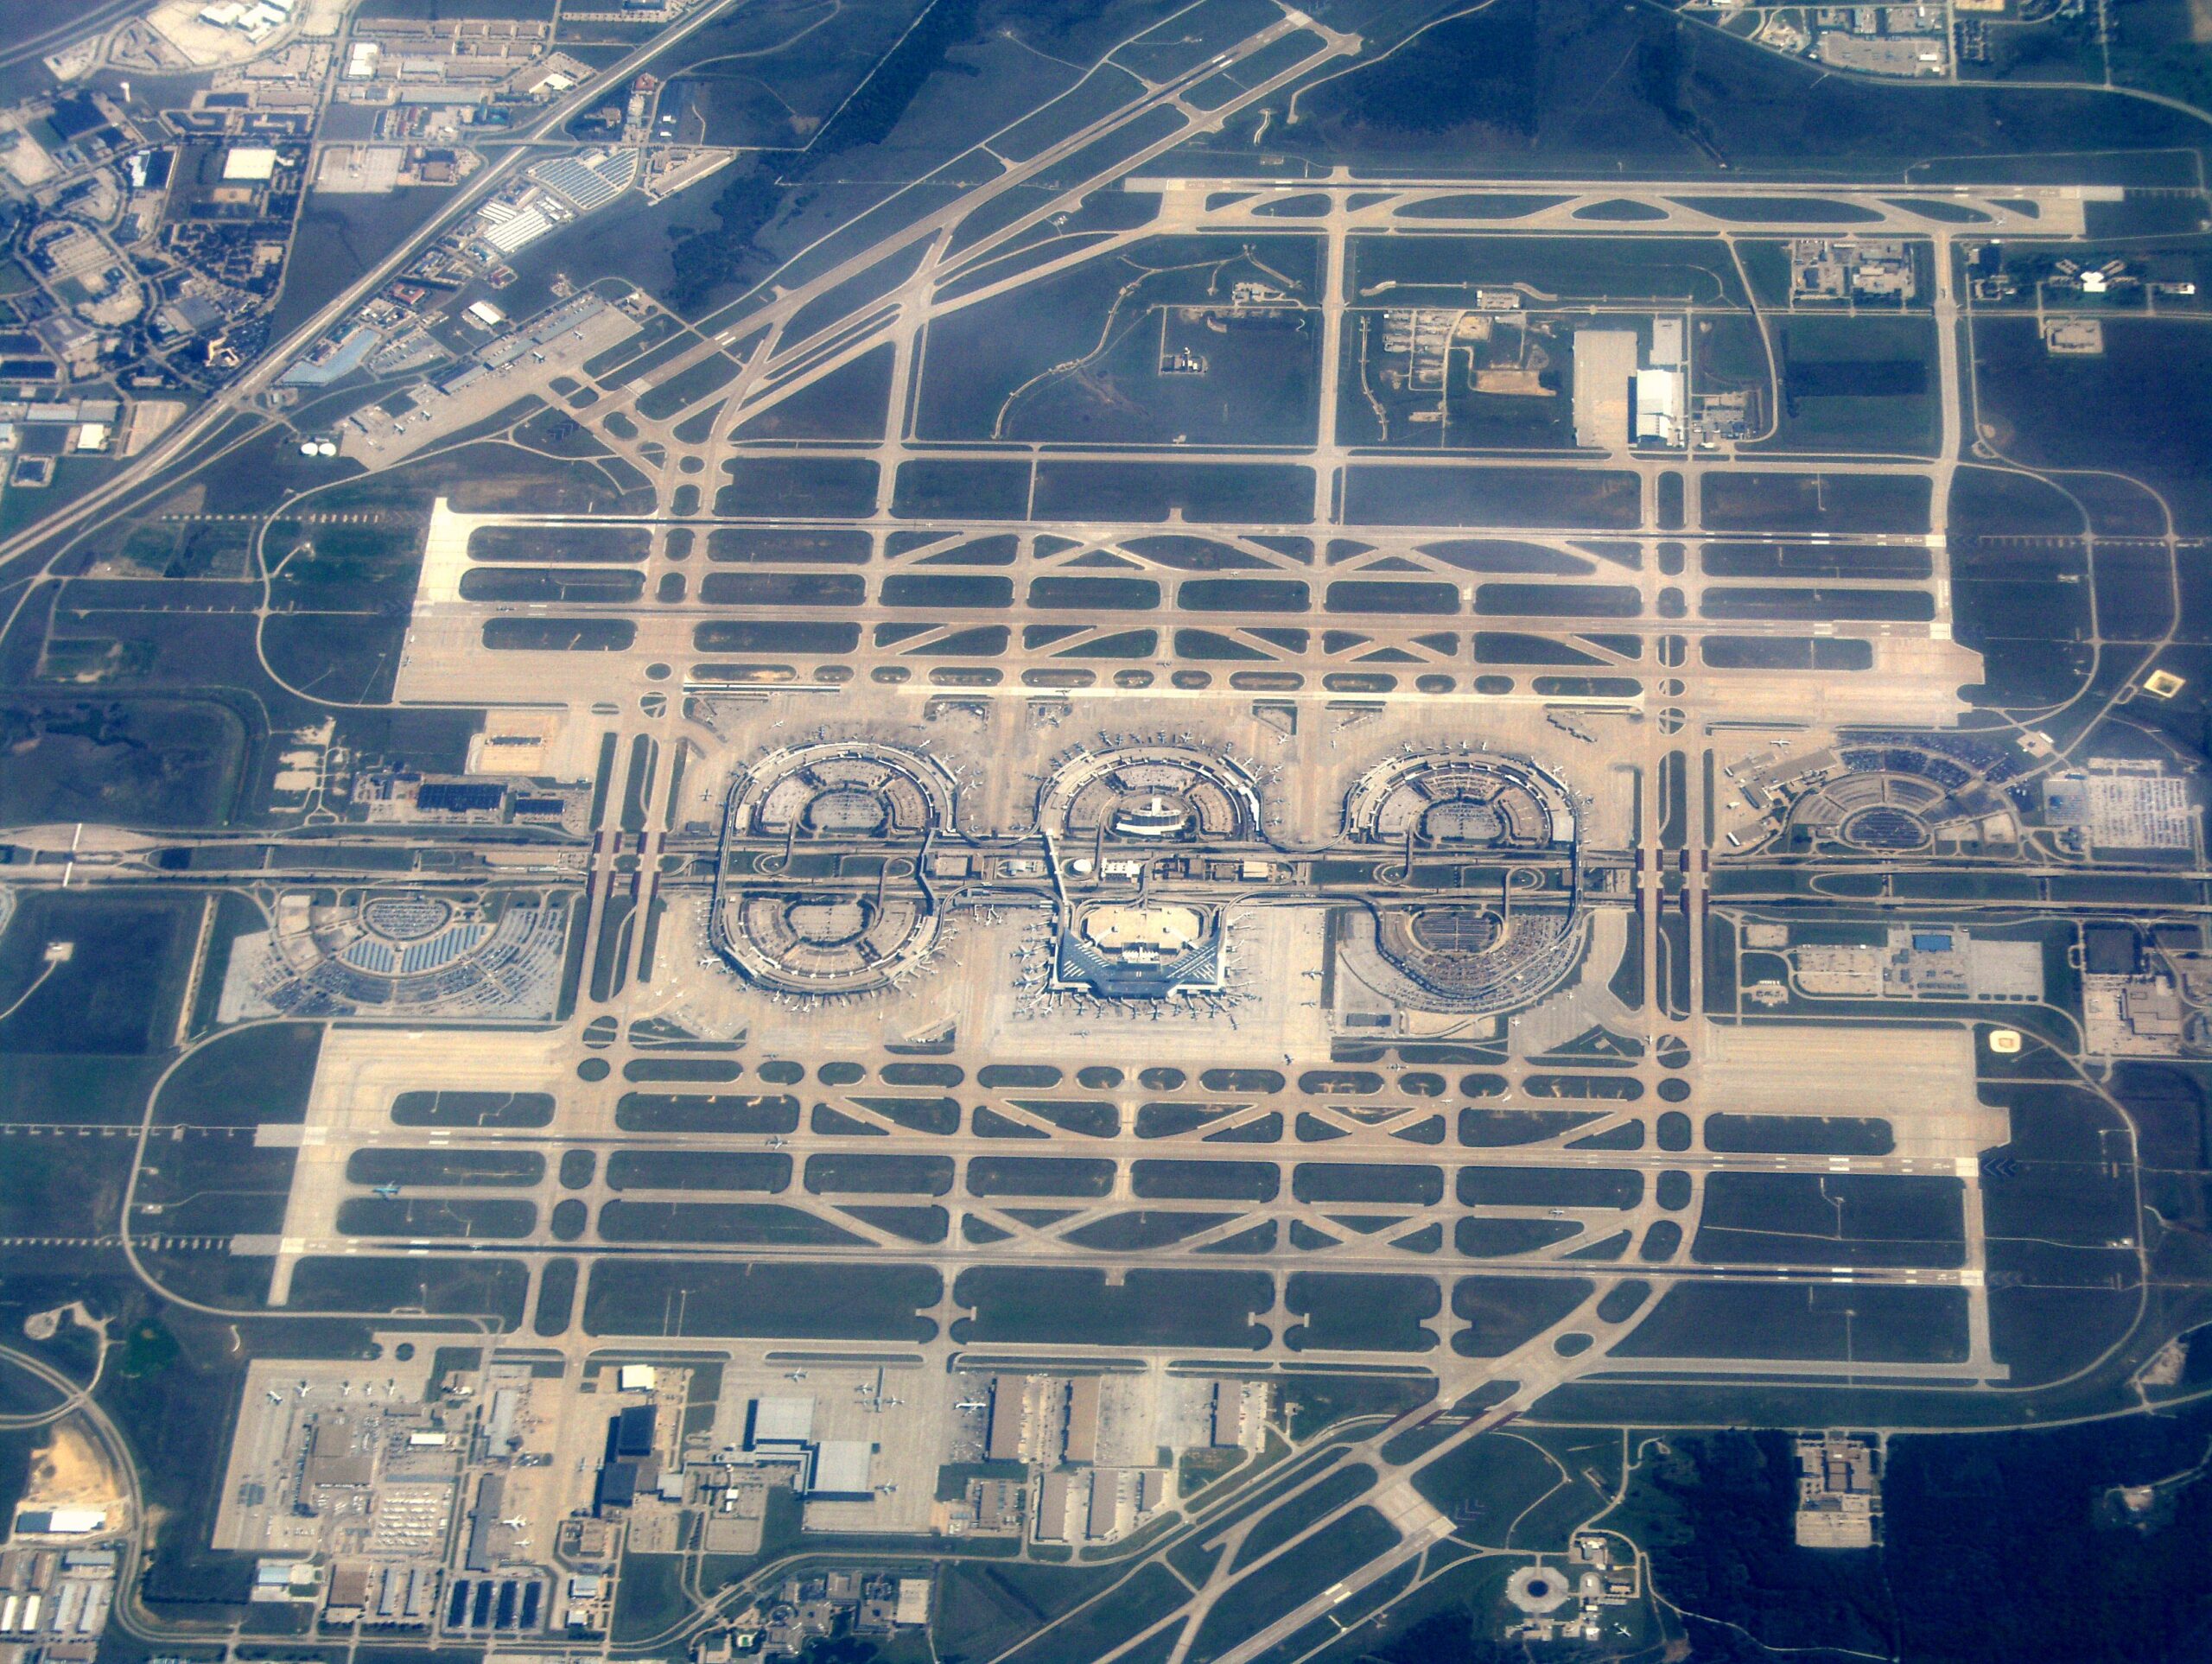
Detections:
[0, 0, 758, 579]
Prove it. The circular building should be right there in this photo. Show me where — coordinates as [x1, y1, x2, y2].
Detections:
[1505, 1565, 1573, 1616]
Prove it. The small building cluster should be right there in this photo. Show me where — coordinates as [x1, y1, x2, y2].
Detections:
[1968, 245, 2199, 311]
[0, 1537, 117, 1664]
[195, 0, 301, 47]
[1723, 3, 1955, 78]
[1502, 1535, 1643, 1645]
[1790, 238, 1916, 303]
[695, 1569, 931, 1661]
[980, 1375, 1266, 1547]
[1794, 1434, 1883, 1549]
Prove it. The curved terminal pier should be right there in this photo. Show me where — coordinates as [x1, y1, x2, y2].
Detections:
[1035, 742, 1264, 847]
[1343, 749, 1577, 850]
[1338, 752, 1586, 1012]
[709, 741, 956, 997]
[1738, 734, 2025, 857]
[219, 890, 569, 1021]
[703, 737, 1598, 1015]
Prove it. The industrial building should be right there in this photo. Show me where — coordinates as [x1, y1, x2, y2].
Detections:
[1571, 324, 1683, 449]
[1795, 1435, 1883, 1549]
